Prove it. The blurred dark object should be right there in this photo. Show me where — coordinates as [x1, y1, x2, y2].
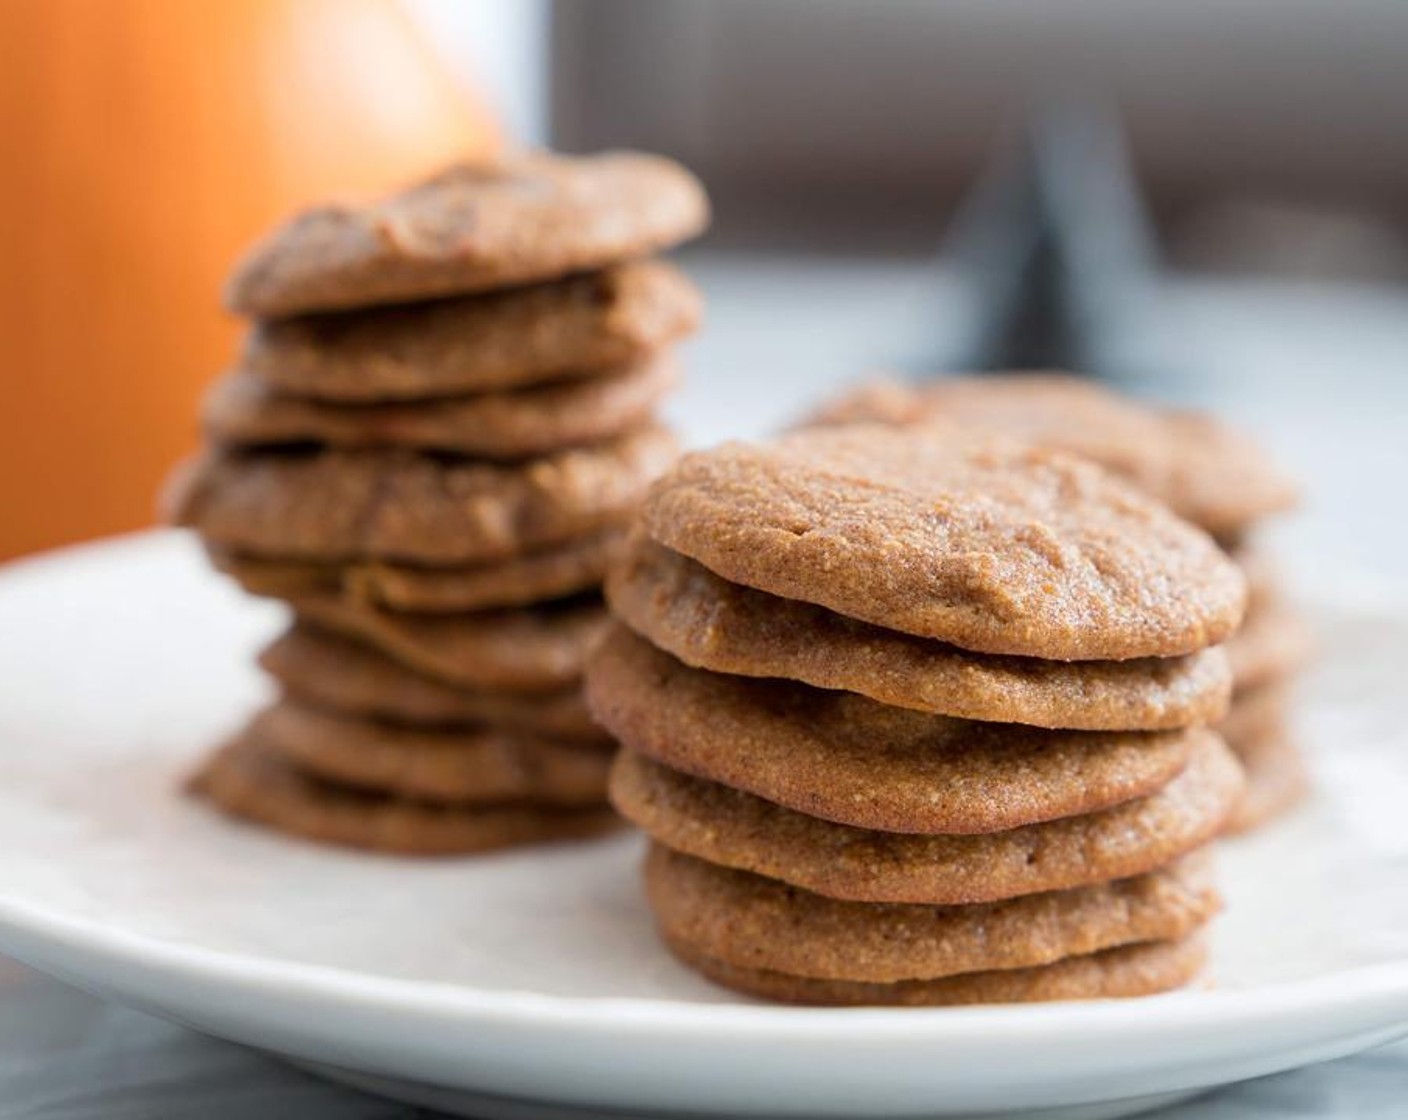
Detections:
[552, 0, 1408, 277]
[940, 107, 1159, 377]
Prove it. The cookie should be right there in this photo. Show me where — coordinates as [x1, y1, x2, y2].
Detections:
[291, 591, 609, 692]
[226, 151, 709, 317]
[665, 931, 1207, 1007]
[1227, 539, 1282, 610]
[1228, 596, 1314, 691]
[607, 532, 1232, 731]
[204, 354, 677, 459]
[260, 626, 606, 743]
[805, 374, 1298, 536]
[260, 625, 605, 742]
[166, 423, 677, 565]
[610, 737, 1243, 904]
[1220, 680, 1290, 750]
[646, 844, 1219, 983]
[1223, 729, 1309, 835]
[253, 699, 609, 804]
[189, 733, 620, 855]
[642, 426, 1246, 661]
[240, 261, 701, 401]
[212, 524, 623, 613]
[587, 626, 1207, 834]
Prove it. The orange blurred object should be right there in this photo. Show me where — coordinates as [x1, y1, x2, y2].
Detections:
[0, 0, 502, 561]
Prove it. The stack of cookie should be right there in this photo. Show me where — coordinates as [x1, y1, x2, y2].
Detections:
[587, 426, 1247, 1005]
[807, 374, 1306, 832]
[165, 151, 709, 854]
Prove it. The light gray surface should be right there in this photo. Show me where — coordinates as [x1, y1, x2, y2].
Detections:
[3, 255, 1406, 1117]
[1, 956, 1404, 1119]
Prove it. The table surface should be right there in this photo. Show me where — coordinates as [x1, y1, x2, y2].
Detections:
[4, 253, 1407, 1118]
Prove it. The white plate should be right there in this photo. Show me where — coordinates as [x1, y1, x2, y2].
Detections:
[0, 532, 1405, 1120]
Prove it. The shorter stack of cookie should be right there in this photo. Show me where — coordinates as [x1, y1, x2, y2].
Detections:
[587, 425, 1247, 1005]
[807, 374, 1307, 832]
[166, 151, 708, 854]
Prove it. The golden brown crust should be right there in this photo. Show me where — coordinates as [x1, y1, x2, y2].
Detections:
[610, 738, 1243, 905]
[204, 354, 677, 459]
[226, 153, 710, 317]
[259, 626, 607, 743]
[188, 732, 621, 855]
[642, 426, 1246, 660]
[166, 424, 677, 566]
[212, 524, 624, 613]
[666, 931, 1209, 1007]
[587, 626, 1206, 834]
[607, 532, 1232, 731]
[805, 374, 1298, 536]
[646, 844, 1220, 983]
[254, 699, 610, 805]
[288, 591, 608, 693]
[239, 262, 701, 401]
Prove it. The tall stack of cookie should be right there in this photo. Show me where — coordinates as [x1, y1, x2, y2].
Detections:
[165, 152, 709, 854]
[805, 374, 1306, 832]
[587, 426, 1247, 1005]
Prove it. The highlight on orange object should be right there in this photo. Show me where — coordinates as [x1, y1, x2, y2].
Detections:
[0, 0, 502, 562]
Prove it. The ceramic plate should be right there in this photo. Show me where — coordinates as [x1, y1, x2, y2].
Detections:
[0, 533, 1404, 1120]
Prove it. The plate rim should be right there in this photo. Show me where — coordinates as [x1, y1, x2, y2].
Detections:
[1, 531, 1407, 1050]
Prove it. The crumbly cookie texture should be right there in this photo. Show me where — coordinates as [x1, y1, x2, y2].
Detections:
[607, 531, 1232, 730]
[189, 733, 620, 855]
[237, 261, 701, 401]
[259, 625, 607, 743]
[204, 354, 677, 459]
[211, 523, 625, 613]
[587, 626, 1206, 834]
[252, 699, 610, 805]
[665, 932, 1209, 1007]
[226, 152, 709, 317]
[647, 844, 1219, 983]
[643, 425, 1246, 660]
[166, 423, 677, 565]
[806, 373, 1298, 535]
[610, 737, 1243, 905]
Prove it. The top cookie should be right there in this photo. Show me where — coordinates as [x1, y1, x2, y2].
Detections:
[805, 374, 1298, 536]
[226, 151, 710, 318]
[642, 425, 1246, 661]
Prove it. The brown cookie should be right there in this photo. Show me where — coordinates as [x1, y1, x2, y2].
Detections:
[166, 423, 677, 565]
[212, 524, 624, 613]
[610, 736, 1243, 905]
[805, 374, 1298, 536]
[607, 532, 1232, 731]
[666, 932, 1208, 1007]
[642, 426, 1246, 661]
[204, 354, 677, 459]
[1220, 680, 1291, 751]
[1228, 596, 1314, 691]
[240, 261, 701, 401]
[253, 699, 609, 805]
[260, 626, 606, 742]
[1224, 728, 1308, 835]
[189, 733, 621, 855]
[290, 591, 609, 692]
[1227, 539, 1283, 613]
[226, 152, 710, 317]
[647, 844, 1219, 984]
[587, 626, 1207, 834]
